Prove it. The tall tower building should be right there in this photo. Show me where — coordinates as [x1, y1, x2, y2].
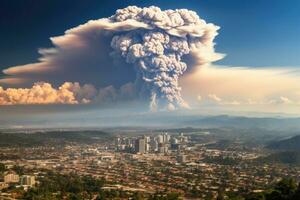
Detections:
[143, 135, 150, 143]
[157, 134, 164, 144]
[150, 139, 158, 152]
[163, 132, 170, 143]
[135, 138, 146, 154]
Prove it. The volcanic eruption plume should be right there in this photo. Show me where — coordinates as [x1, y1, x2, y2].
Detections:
[109, 6, 223, 110]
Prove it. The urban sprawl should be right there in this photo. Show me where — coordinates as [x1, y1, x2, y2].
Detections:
[0, 131, 300, 199]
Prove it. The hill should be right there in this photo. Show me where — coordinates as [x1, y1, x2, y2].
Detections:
[267, 135, 300, 151]
[258, 151, 300, 165]
[0, 130, 112, 147]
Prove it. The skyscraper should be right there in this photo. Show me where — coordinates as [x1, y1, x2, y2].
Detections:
[157, 134, 164, 144]
[150, 139, 158, 152]
[135, 138, 146, 154]
[163, 132, 170, 143]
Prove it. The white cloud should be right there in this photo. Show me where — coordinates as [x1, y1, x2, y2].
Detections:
[208, 94, 222, 102]
[224, 100, 241, 105]
[269, 96, 293, 104]
[181, 64, 300, 108]
[0, 82, 136, 106]
[0, 82, 82, 105]
[197, 95, 202, 102]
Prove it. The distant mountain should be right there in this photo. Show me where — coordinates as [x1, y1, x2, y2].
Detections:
[267, 135, 300, 151]
[183, 115, 300, 130]
[3, 106, 300, 131]
[0, 130, 111, 147]
[258, 151, 300, 165]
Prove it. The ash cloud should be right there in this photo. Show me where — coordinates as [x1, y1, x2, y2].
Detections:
[110, 6, 223, 110]
[1, 6, 223, 110]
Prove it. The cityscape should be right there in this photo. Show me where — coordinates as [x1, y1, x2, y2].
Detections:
[1, 0, 300, 199]
[1, 128, 300, 199]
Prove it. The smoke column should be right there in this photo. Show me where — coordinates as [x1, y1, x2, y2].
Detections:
[109, 6, 223, 110]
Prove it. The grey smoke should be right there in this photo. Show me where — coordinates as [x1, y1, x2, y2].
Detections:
[109, 6, 223, 110]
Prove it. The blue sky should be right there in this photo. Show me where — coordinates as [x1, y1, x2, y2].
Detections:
[1, 0, 300, 70]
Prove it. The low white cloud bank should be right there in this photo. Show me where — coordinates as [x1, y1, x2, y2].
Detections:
[269, 96, 293, 105]
[0, 82, 136, 105]
[208, 94, 222, 102]
[0, 82, 86, 105]
[184, 65, 300, 111]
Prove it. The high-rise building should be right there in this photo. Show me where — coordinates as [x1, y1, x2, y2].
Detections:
[157, 134, 164, 144]
[182, 136, 188, 143]
[143, 135, 150, 143]
[150, 139, 158, 152]
[158, 143, 168, 154]
[145, 143, 150, 152]
[171, 143, 179, 150]
[125, 138, 134, 148]
[163, 132, 170, 143]
[20, 175, 35, 186]
[115, 137, 121, 146]
[171, 137, 179, 144]
[4, 173, 19, 183]
[135, 138, 146, 154]
[179, 132, 188, 143]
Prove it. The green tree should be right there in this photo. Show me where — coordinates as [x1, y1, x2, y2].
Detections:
[69, 193, 83, 200]
[0, 163, 5, 172]
[189, 186, 201, 198]
[166, 192, 180, 200]
[274, 178, 297, 199]
[246, 193, 266, 200]
[12, 165, 25, 175]
[291, 182, 300, 200]
[132, 192, 144, 200]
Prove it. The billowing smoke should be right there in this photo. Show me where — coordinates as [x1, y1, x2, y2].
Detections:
[109, 6, 223, 110]
[0, 6, 223, 110]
